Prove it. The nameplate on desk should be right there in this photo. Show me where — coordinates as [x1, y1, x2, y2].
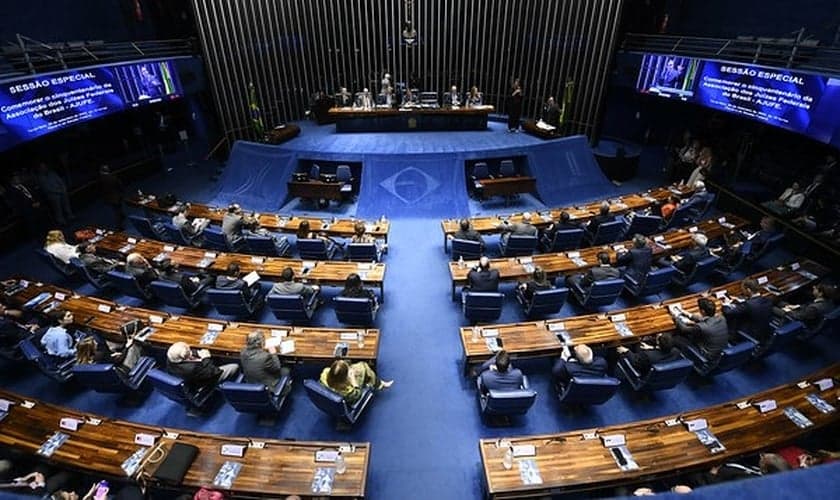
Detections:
[315, 450, 339, 462]
[148, 315, 164, 324]
[717, 217, 727, 223]
[97, 304, 112, 313]
[683, 418, 707, 432]
[59, 417, 82, 431]
[481, 328, 499, 338]
[755, 399, 777, 413]
[118, 244, 134, 254]
[134, 433, 157, 446]
[513, 445, 536, 457]
[21, 400, 35, 409]
[53, 292, 66, 301]
[601, 434, 625, 447]
[609, 314, 627, 323]
[163, 245, 175, 252]
[612, 244, 626, 252]
[688, 226, 698, 233]
[714, 290, 728, 299]
[357, 263, 375, 271]
[248, 441, 265, 449]
[548, 322, 566, 332]
[797, 381, 811, 389]
[86, 417, 102, 426]
[0, 399, 12, 411]
[736, 400, 751, 410]
[270, 329, 289, 338]
[582, 432, 599, 440]
[519, 256, 533, 264]
[815, 378, 834, 391]
[221, 444, 246, 457]
[207, 323, 224, 331]
[654, 235, 665, 243]
[280, 339, 296, 355]
[756, 276, 768, 285]
[339, 332, 358, 341]
[566, 251, 580, 258]
[204, 252, 217, 258]
[664, 418, 681, 427]
[127, 237, 138, 244]
[790, 262, 801, 271]
[250, 256, 264, 264]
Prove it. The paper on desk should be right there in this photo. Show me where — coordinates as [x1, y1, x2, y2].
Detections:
[242, 271, 261, 286]
[280, 339, 296, 354]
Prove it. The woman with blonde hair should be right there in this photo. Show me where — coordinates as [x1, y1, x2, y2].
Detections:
[75, 336, 102, 365]
[43, 229, 79, 264]
[320, 359, 392, 404]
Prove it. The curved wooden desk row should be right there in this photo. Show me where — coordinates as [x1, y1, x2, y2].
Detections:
[129, 194, 391, 242]
[440, 184, 694, 245]
[0, 389, 369, 498]
[448, 214, 749, 299]
[460, 260, 828, 369]
[90, 230, 387, 298]
[480, 364, 840, 498]
[6, 280, 380, 364]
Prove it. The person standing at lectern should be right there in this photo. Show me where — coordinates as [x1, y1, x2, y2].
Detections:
[541, 96, 560, 127]
[507, 79, 523, 132]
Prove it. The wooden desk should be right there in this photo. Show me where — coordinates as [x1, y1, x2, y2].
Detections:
[90, 230, 387, 299]
[440, 184, 693, 250]
[264, 123, 301, 144]
[477, 177, 538, 200]
[5, 280, 380, 365]
[128, 195, 391, 242]
[459, 260, 827, 372]
[287, 180, 345, 202]
[480, 363, 840, 498]
[522, 119, 563, 139]
[0, 389, 370, 498]
[448, 215, 748, 300]
[328, 105, 494, 132]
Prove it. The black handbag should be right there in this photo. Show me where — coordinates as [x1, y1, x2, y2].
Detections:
[151, 442, 199, 485]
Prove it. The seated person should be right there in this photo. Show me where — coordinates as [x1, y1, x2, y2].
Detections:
[355, 88, 373, 108]
[296, 219, 338, 251]
[75, 328, 143, 372]
[172, 204, 207, 239]
[444, 85, 461, 107]
[157, 257, 213, 295]
[77, 244, 118, 278]
[517, 267, 552, 302]
[270, 266, 319, 297]
[722, 278, 773, 343]
[680, 181, 714, 218]
[124, 252, 160, 289]
[701, 453, 791, 484]
[43, 229, 79, 264]
[774, 283, 837, 330]
[40, 309, 77, 359]
[465, 256, 500, 292]
[659, 233, 710, 275]
[401, 87, 418, 106]
[320, 358, 392, 404]
[566, 251, 620, 289]
[466, 86, 483, 107]
[497, 212, 538, 247]
[586, 202, 614, 234]
[215, 261, 260, 301]
[350, 221, 387, 253]
[0, 301, 37, 351]
[340, 273, 379, 307]
[166, 341, 239, 390]
[660, 196, 679, 221]
[240, 330, 288, 391]
[744, 216, 780, 260]
[221, 203, 257, 246]
[763, 181, 806, 217]
[476, 350, 524, 392]
[670, 297, 729, 363]
[552, 344, 607, 385]
[451, 219, 485, 247]
[542, 211, 580, 241]
[541, 96, 560, 127]
[616, 332, 681, 375]
[336, 86, 353, 107]
[710, 231, 747, 268]
[616, 234, 653, 283]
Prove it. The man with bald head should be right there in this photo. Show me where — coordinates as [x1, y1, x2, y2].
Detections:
[465, 256, 500, 292]
[498, 212, 538, 249]
[552, 343, 608, 386]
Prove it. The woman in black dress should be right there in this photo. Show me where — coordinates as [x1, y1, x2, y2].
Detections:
[507, 78, 523, 132]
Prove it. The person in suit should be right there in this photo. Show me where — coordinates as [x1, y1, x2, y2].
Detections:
[616, 234, 653, 283]
[157, 258, 213, 296]
[125, 252, 160, 289]
[356, 88, 373, 109]
[507, 78, 523, 132]
[466, 86, 483, 107]
[222, 204, 257, 247]
[616, 332, 682, 375]
[336, 87, 353, 107]
[271, 267, 319, 297]
[401, 87, 418, 107]
[40, 309, 77, 359]
[763, 182, 805, 217]
[660, 233, 710, 275]
[498, 212, 538, 248]
[452, 219, 485, 247]
[320, 358, 392, 404]
[541, 96, 560, 127]
[517, 266, 553, 302]
[340, 273, 379, 310]
[35, 163, 74, 226]
[542, 211, 580, 242]
[775, 284, 836, 331]
[444, 85, 461, 107]
[465, 256, 500, 292]
[552, 344, 608, 385]
[586, 202, 614, 236]
[681, 181, 714, 219]
[77, 244, 118, 279]
[566, 251, 620, 290]
[0, 302, 37, 351]
[722, 278, 773, 343]
[745, 216, 780, 261]
[43, 229, 79, 264]
[240, 330, 288, 390]
[215, 262, 259, 301]
[97, 165, 125, 230]
[476, 350, 524, 392]
[166, 341, 239, 391]
[671, 297, 729, 363]
[172, 205, 206, 241]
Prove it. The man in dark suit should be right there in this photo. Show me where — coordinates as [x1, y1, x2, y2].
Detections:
[240, 330, 288, 391]
[476, 350, 525, 392]
[157, 258, 213, 296]
[661, 233, 710, 275]
[465, 256, 500, 292]
[452, 219, 485, 247]
[542, 211, 580, 242]
[221, 204, 257, 247]
[586, 202, 614, 236]
[566, 251, 620, 290]
[745, 216, 780, 261]
[497, 212, 538, 248]
[125, 253, 160, 289]
[541, 96, 560, 127]
[166, 341, 239, 391]
[723, 278, 773, 343]
[552, 344, 608, 385]
[681, 181, 714, 220]
[77, 244, 118, 279]
[671, 297, 729, 364]
[775, 284, 836, 330]
[616, 234, 653, 283]
[215, 262, 259, 301]
[616, 332, 682, 375]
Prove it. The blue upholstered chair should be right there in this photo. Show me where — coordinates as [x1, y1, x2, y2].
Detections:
[623, 266, 677, 298]
[540, 228, 585, 252]
[202, 226, 240, 252]
[515, 287, 569, 318]
[298, 238, 338, 260]
[499, 159, 516, 177]
[664, 205, 695, 229]
[71, 356, 156, 393]
[476, 376, 537, 423]
[267, 292, 321, 322]
[347, 243, 380, 262]
[616, 356, 694, 391]
[569, 278, 625, 309]
[737, 320, 802, 358]
[105, 270, 154, 300]
[128, 215, 164, 240]
[309, 164, 321, 180]
[471, 162, 491, 197]
[303, 379, 374, 428]
[622, 213, 664, 237]
[160, 221, 195, 246]
[451, 238, 483, 261]
[334, 296, 378, 325]
[146, 368, 216, 412]
[19, 338, 74, 383]
[499, 235, 538, 257]
[206, 288, 265, 317]
[36, 248, 76, 278]
[796, 306, 840, 340]
[747, 232, 785, 262]
[462, 291, 505, 323]
[149, 279, 207, 309]
[68, 257, 111, 289]
[245, 234, 291, 257]
[220, 374, 293, 416]
[679, 340, 756, 376]
[586, 219, 625, 245]
[336, 164, 354, 198]
[671, 255, 720, 287]
[556, 376, 621, 405]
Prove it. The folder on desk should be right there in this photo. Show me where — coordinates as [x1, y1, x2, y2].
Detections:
[23, 292, 52, 310]
[242, 271, 261, 286]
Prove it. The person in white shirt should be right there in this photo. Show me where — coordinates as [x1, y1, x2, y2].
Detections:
[43, 229, 79, 264]
[763, 182, 805, 216]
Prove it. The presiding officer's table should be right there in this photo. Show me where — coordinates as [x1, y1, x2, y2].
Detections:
[328, 105, 495, 132]
[287, 180, 345, 202]
[480, 363, 840, 498]
[0, 389, 370, 498]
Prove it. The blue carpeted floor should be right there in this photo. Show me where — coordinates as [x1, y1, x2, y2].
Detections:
[1, 129, 839, 499]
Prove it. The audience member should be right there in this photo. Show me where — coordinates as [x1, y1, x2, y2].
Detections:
[497, 212, 538, 247]
[340, 272, 379, 306]
[745, 216, 780, 260]
[350, 220, 387, 254]
[452, 219, 485, 247]
[670, 298, 729, 364]
[476, 350, 525, 392]
[240, 330, 288, 390]
[542, 211, 579, 241]
[41, 309, 77, 359]
[77, 244, 118, 278]
[552, 344, 607, 385]
[166, 341, 239, 390]
[320, 359, 392, 404]
[271, 267, 319, 297]
[763, 182, 805, 217]
[215, 261, 260, 301]
[44, 230, 79, 264]
[616, 234, 653, 283]
[722, 278, 773, 343]
[172, 204, 207, 240]
[774, 284, 836, 330]
[702, 453, 791, 484]
[661, 233, 710, 276]
[35, 163, 74, 226]
[616, 332, 682, 375]
[124, 252, 160, 289]
[586, 202, 614, 234]
[465, 256, 500, 292]
[222, 203, 256, 246]
[8, 172, 45, 235]
[566, 251, 620, 290]
[518, 267, 552, 302]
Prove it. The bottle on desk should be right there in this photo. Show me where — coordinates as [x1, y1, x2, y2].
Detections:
[472, 325, 480, 342]
[335, 451, 347, 474]
[502, 447, 513, 470]
[458, 256, 465, 269]
[357, 330, 366, 348]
